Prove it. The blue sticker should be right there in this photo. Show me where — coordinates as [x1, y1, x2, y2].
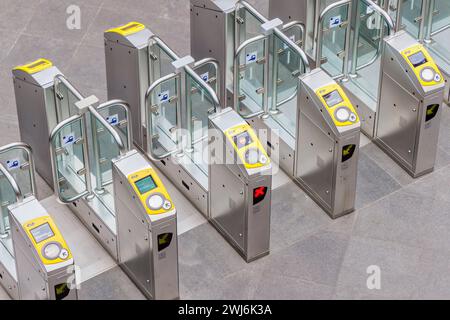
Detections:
[6, 159, 20, 170]
[158, 91, 170, 103]
[106, 114, 119, 126]
[246, 51, 258, 64]
[200, 72, 209, 82]
[63, 134, 75, 146]
[329, 15, 342, 28]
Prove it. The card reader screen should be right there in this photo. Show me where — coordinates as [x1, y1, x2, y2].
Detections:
[408, 51, 428, 67]
[135, 175, 157, 195]
[322, 90, 343, 107]
[233, 131, 253, 149]
[30, 223, 54, 243]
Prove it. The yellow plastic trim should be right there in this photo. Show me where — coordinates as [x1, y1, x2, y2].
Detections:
[316, 83, 359, 127]
[128, 168, 174, 215]
[105, 22, 145, 37]
[13, 58, 53, 75]
[224, 124, 271, 169]
[401, 44, 444, 87]
[22, 216, 72, 265]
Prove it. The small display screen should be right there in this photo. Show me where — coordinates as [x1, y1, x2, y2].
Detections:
[233, 131, 253, 149]
[408, 51, 428, 68]
[30, 223, 54, 243]
[322, 90, 343, 107]
[135, 175, 158, 195]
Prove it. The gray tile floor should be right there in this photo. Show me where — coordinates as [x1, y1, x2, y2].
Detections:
[0, 0, 450, 300]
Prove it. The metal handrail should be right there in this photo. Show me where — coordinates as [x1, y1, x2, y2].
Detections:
[0, 163, 23, 203]
[54, 74, 84, 100]
[0, 142, 37, 198]
[49, 114, 90, 204]
[144, 72, 180, 161]
[366, 0, 395, 34]
[233, 34, 268, 119]
[96, 99, 133, 154]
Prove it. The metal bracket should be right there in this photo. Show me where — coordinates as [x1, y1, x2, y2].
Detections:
[172, 55, 195, 72]
[261, 18, 283, 35]
[74, 95, 99, 114]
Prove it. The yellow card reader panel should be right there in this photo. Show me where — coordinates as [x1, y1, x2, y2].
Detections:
[22, 216, 72, 265]
[401, 44, 444, 87]
[128, 168, 174, 215]
[13, 58, 53, 75]
[316, 83, 359, 127]
[225, 124, 270, 169]
[106, 22, 145, 37]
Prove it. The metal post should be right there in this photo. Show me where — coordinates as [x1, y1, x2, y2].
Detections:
[350, 0, 361, 77]
[424, 0, 435, 43]
[342, 0, 353, 82]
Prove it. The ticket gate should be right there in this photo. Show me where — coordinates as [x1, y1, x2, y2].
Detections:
[269, 0, 445, 177]
[0, 143, 77, 300]
[297, 69, 360, 217]
[12, 60, 179, 299]
[113, 150, 179, 299]
[105, 23, 273, 260]
[209, 108, 272, 261]
[386, 0, 450, 103]
[191, 0, 360, 217]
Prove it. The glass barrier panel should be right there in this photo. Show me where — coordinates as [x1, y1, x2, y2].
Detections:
[51, 118, 89, 202]
[319, 3, 350, 77]
[236, 7, 265, 46]
[186, 72, 217, 175]
[430, 0, 450, 34]
[351, 0, 392, 102]
[147, 76, 180, 159]
[0, 147, 34, 237]
[271, 33, 303, 138]
[282, 23, 305, 48]
[236, 38, 267, 118]
[149, 43, 177, 82]
[399, 0, 424, 39]
[194, 62, 219, 99]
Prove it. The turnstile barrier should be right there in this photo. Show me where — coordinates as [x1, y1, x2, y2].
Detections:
[0, 143, 77, 300]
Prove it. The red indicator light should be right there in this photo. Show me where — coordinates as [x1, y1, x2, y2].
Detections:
[253, 186, 268, 205]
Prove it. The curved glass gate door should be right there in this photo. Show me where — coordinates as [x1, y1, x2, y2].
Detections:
[147, 74, 180, 159]
[186, 72, 217, 175]
[235, 36, 268, 118]
[50, 117, 89, 203]
[149, 41, 177, 83]
[317, 1, 350, 78]
[0, 146, 34, 255]
[349, 0, 392, 107]
[430, 0, 450, 33]
[271, 33, 305, 138]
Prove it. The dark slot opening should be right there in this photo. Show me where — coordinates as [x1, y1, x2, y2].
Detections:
[161, 159, 166, 166]
[72, 202, 77, 207]
[267, 141, 274, 150]
[0, 273, 3, 279]
[92, 223, 100, 233]
[182, 180, 190, 190]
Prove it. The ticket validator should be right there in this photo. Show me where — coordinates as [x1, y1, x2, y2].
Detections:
[209, 108, 272, 262]
[0, 143, 77, 300]
[112, 150, 179, 300]
[297, 69, 360, 218]
[375, 31, 445, 177]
